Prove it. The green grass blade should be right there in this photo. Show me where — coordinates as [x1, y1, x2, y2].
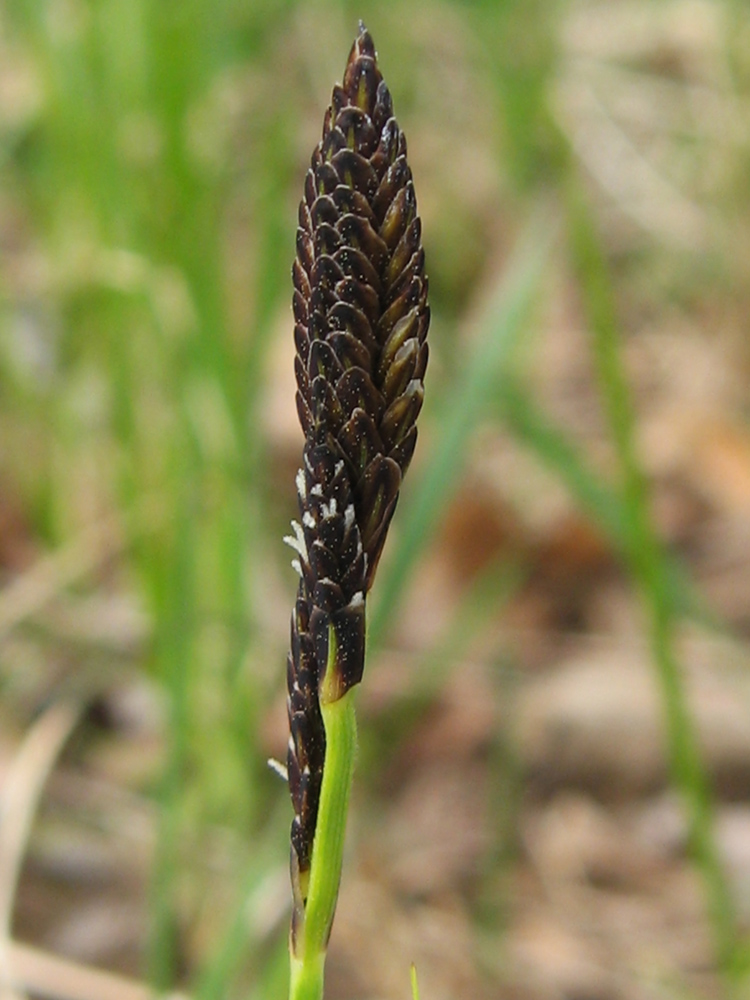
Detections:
[148, 472, 198, 990]
[567, 182, 741, 979]
[410, 963, 420, 1000]
[362, 557, 525, 782]
[494, 378, 718, 629]
[194, 813, 287, 1000]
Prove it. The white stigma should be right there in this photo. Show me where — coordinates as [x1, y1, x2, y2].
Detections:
[283, 520, 308, 558]
[321, 497, 338, 519]
[295, 468, 306, 500]
[267, 758, 288, 782]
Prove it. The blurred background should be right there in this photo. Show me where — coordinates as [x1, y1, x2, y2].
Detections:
[2, 1, 750, 998]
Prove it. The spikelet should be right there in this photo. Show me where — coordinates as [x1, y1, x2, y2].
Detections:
[285, 22, 429, 938]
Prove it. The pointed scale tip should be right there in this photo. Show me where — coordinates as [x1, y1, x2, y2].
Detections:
[353, 21, 376, 60]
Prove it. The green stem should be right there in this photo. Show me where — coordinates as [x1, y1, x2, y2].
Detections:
[289, 685, 358, 1000]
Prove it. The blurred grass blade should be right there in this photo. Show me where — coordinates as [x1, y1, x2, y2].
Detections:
[248, 932, 291, 1000]
[413, 556, 525, 698]
[366, 557, 524, 778]
[148, 466, 199, 991]
[567, 182, 740, 979]
[194, 815, 287, 1000]
[368, 209, 558, 649]
[410, 964, 420, 1000]
[494, 378, 717, 628]
[499, 379, 625, 540]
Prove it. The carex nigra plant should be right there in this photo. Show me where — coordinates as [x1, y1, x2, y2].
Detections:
[284, 22, 429, 1000]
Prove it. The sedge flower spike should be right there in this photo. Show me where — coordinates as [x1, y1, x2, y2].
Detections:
[284, 21, 429, 995]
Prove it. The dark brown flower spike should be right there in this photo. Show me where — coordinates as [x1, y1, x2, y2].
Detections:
[285, 21, 429, 950]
